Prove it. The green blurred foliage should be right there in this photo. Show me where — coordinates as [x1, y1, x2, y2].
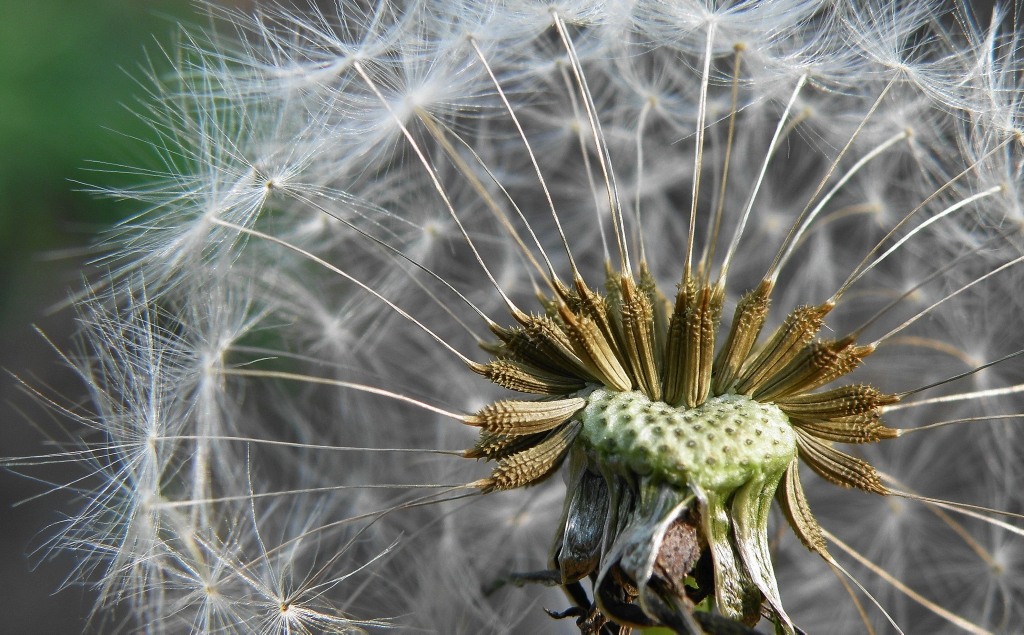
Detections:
[0, 3, 200, 632]
[0, 0, 197, 323]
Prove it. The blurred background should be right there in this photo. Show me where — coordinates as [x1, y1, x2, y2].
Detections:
[0, 0, 1001, 633]
[0, 2, 240, 631]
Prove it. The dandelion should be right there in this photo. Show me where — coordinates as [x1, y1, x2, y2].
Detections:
[11, 0, 1024, 633]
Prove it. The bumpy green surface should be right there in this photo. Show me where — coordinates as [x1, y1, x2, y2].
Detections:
[578, 388, 797, 493]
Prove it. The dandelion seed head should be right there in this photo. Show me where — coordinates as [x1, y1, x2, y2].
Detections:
[12, 0, 1024, 633]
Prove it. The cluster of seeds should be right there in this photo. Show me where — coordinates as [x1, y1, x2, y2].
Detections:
[458, 268, 902, 631]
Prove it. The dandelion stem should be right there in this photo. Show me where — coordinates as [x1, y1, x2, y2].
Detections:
[768, 77, 897, 279]
[284, 187, 498, 327]
[701, 44, 744, 279]
[552, 11, 630, 275]
[219, 368, 466, 420]
[152, 435, 461, 455]
[885, 382, 1024, 411]
[634, 97, 653, 265]
[777, 129, 911, 277]
[837, 138, 1014, 297]
[720, 74, 807, 283]
[823, 528, 990, 634]
[417, 113, 553, 292]
[686, 22, 717, 280]
[468, 38, 576, 281]
[351, 60, 524, 315]
[840, 185, 1004, 301]
[155, 483, 466, 508]
[894, 413, 1024, 434]
[873, 253, 1024, 346]
[210, 219, 479, 367]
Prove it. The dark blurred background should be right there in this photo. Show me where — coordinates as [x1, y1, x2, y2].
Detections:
[0, 2, 237, 632]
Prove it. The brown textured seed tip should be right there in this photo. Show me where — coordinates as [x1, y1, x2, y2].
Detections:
[469, 478, 497, 493]
[464, 398, 586, 434]
[777, 461, 828, 555]
[487, 422, 582, 490]
[795, 431, 888, 495]
[560, 303, 633, 392]
[735, 303, 831, 396]
[712, 279, 774, 394]
[619, 274, 662, 401]
[478, 359, 586, 395]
